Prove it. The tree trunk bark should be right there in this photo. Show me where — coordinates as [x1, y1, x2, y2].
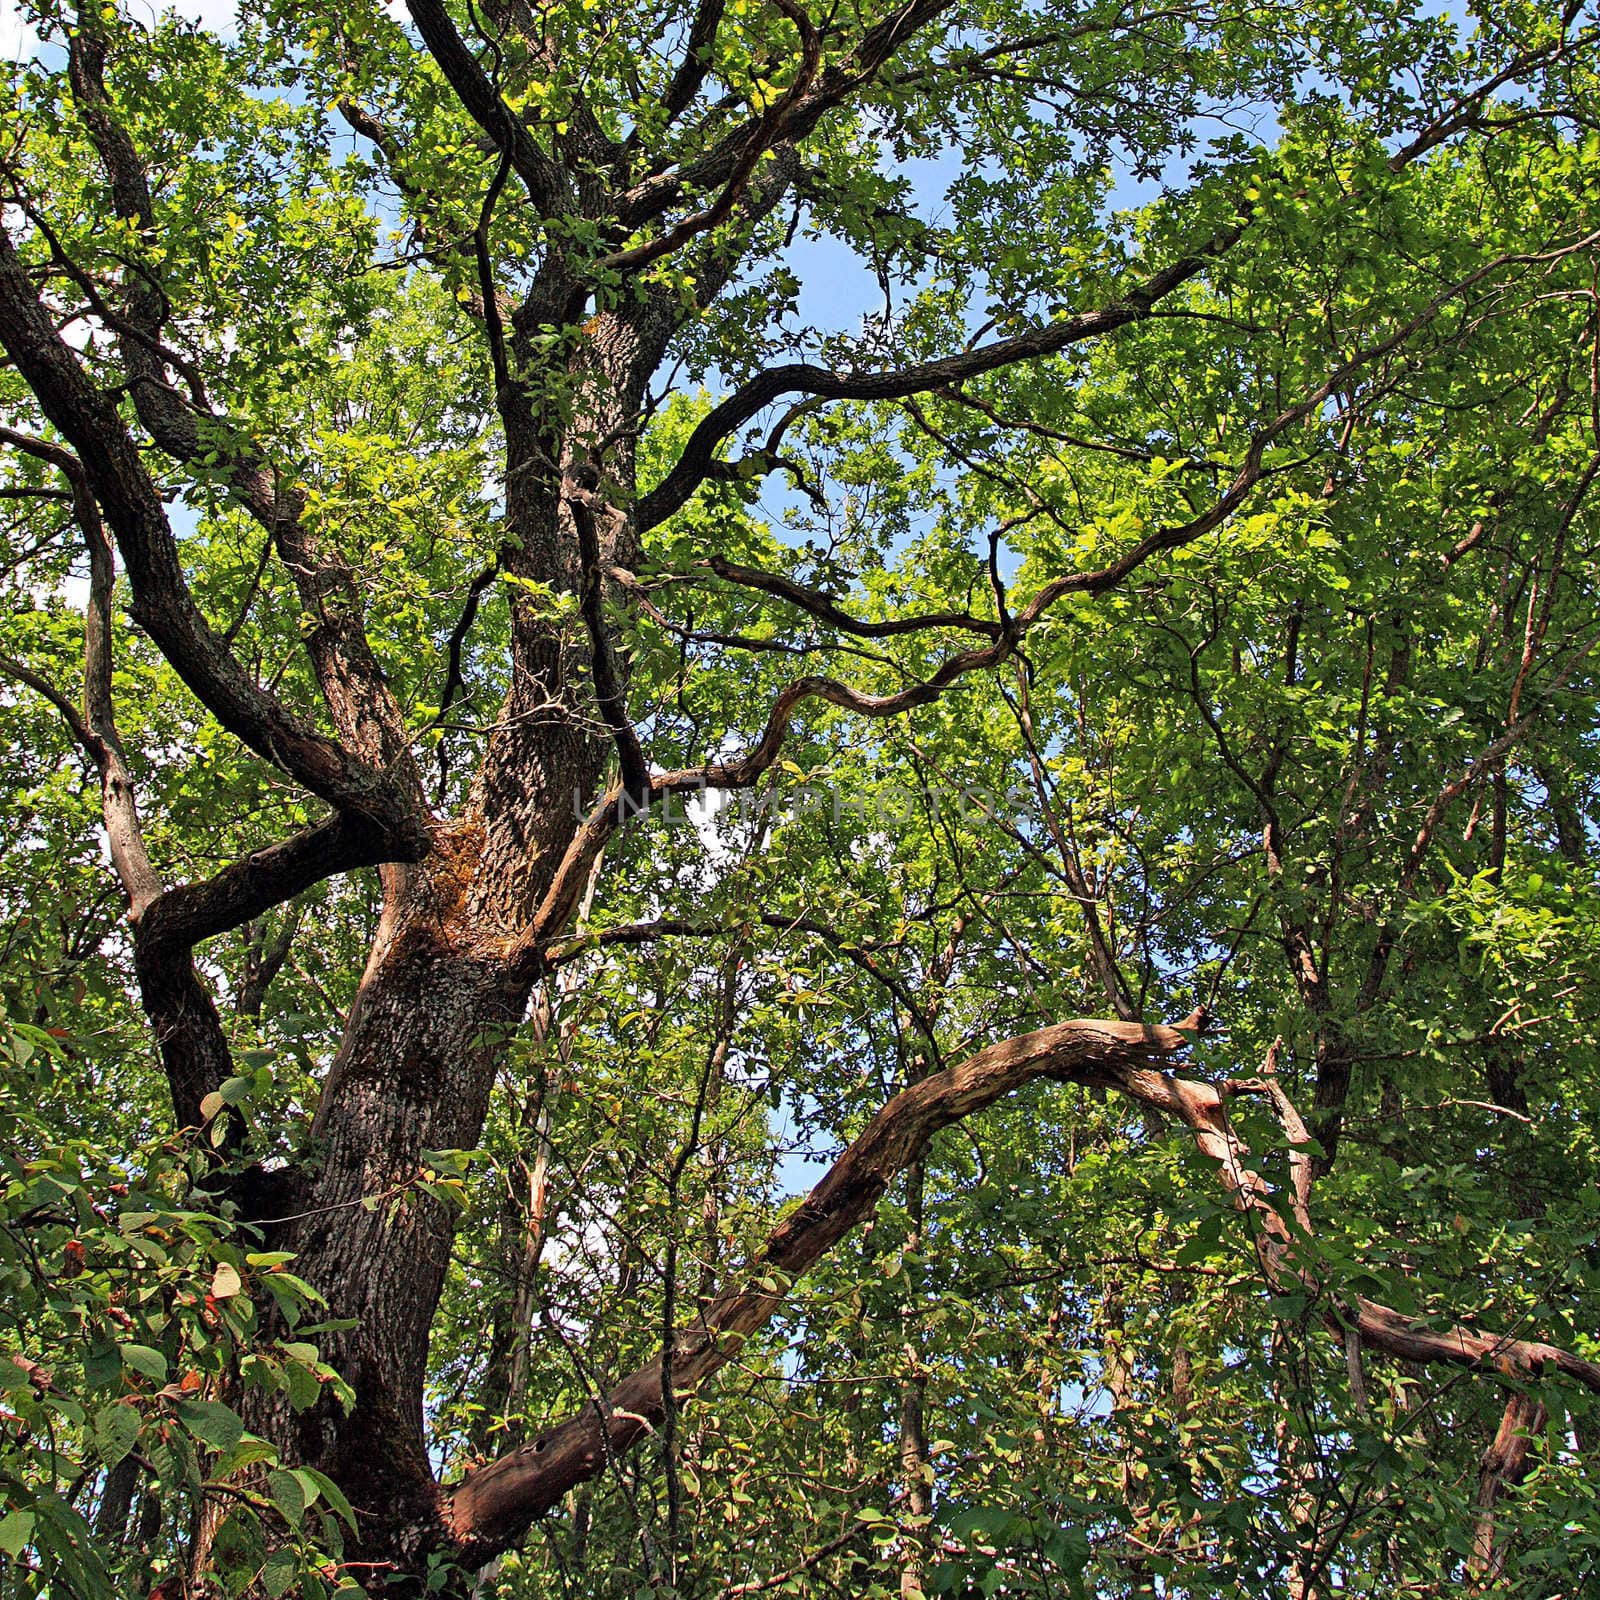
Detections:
[1103, 1289, 1157, 1596]
[1469, 1392, 1545, 1585]
[231, 627, 611, 1585]
[93, 1455, 138, 1547]
[228, 289, 669, 1582]
[253, 876, 536, 1569]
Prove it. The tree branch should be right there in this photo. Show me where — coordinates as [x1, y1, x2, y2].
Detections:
[569, 472, 651, 802]
[657, 0, 729, 126]
[529, 251, 1517, 951]
[0, 415, 416, 1132]
[443, 1016, 1600, 1564]
[593, 0, 820, 277]
[1468, 1391, 1546, 1584]
[404, 0, 565, 215]
[620, 0, 955, 229]
[688, 555, 1001, 639]
[0, 429, 237, 1129]
[65, 15, 424, 781]
[0, 226, 424, 838]
[443, 1017, 1195, 1558]
[636, 226, 1242, 531]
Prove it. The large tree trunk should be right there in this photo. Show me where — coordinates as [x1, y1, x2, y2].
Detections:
[238, 299, 659, 1574]
[262, 903, 532, 1563]
[239, 692, 612, 1582]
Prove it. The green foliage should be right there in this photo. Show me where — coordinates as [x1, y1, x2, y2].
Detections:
[0, 1017, 358, 1597]
[2, 0, 1600, 1593]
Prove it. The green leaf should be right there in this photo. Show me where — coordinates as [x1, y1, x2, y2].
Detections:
[94, 1401, 143, 1467]
[262, 1548, 301, 1598]
[213, 1436, 277, 1480]
[289, 1467, 325, 1513]
[295, 1467, 355, 1528]
[120, 1344, 168, 1383]
[267, 1467, 307, 1529]
[176, 1399, 245, 1454]
[0, 1510, 35, 1557]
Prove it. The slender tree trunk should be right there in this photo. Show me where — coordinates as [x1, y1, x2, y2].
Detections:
[93, 1456, 137, 1547]
[1103, 1291, 1157, 1596]
[1274, 1330, 1326, 1600]
[897, 1156, 931, 1600]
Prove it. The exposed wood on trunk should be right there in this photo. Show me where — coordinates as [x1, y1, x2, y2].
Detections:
[1469, 1392, 1546, 1585]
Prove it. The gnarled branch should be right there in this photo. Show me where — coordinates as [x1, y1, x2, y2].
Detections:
[444, 1018, 1600, 1566]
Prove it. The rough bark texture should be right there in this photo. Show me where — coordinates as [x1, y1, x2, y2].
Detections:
[1, 11, 1596, 1592]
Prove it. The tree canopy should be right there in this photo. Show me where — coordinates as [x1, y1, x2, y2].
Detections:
[2, 0, 1600, 1594]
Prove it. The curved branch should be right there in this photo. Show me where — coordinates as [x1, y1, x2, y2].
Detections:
[443, 1017, 1194, 1558]
[689, 555, 1001, 640]
[404, 0, 565, 215]
[1161, 1068, 1600, 1392]
[0, 650, 96, 760]
[136, 811, 406, 961]
[635, 229, 1241, 531]
[0, 227, 424, 836]
[131, 809, 409, 1131]
[637, 233, 1593, 849]
[525, 280, 1436, 954]
[637, 47, 1591, 538]
[445, 1017, 1600, 1566]
[593, 0, 820, 277]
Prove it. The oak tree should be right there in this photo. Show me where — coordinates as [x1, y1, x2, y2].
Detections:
[2, 0, 1600, 1593]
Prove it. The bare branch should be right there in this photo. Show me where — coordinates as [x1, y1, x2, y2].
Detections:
[445, 1016, 1600, 1563]
[636, 226, 1243, 531]
[443, 1017, 1196, 1557]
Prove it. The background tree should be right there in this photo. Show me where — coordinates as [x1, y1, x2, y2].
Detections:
[2, 0, 1600, 1594]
